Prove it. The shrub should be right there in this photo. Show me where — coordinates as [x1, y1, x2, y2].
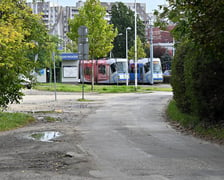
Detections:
[171, 40, 191, 113]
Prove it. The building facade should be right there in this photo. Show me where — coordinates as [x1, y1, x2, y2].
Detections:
[152, 26, 175, 56]
[27, 1, 79, 42]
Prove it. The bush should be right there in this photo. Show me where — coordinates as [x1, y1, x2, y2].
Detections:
[193, 51, 224, 123]
[172, 40, 224, 124]
[171, 40, 191, 113]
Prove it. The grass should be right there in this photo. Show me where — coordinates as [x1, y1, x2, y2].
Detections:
[0, 112, 35, 131]
[34, 83, 172, 93]
[44, 116, 60, 122]
[167, 100, 224, 143]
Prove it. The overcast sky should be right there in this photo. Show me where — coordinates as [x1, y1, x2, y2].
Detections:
[27, 0, 167, 13]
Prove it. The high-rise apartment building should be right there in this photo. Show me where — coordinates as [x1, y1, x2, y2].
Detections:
[27, 1, 79, 42]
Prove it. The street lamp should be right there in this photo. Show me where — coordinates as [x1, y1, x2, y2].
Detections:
[134, 0, 137, 90]
[126, 27, 131, 86]
[149, 17, 154, 85]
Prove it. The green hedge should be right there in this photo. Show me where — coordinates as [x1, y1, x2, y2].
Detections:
[172, 40, 224, 124]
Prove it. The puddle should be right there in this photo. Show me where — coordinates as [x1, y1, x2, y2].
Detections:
[27, 131, 62, 142]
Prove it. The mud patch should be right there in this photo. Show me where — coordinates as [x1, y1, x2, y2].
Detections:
[0, 151, 94, 176]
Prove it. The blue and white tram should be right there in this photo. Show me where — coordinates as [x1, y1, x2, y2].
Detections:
[138, 58, 163, 83]
[129, 58, 163, 84]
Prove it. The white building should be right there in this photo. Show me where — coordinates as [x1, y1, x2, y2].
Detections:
[27, 1, 79, 41]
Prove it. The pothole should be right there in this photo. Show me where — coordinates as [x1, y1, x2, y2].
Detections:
[26, 131, 63, 142]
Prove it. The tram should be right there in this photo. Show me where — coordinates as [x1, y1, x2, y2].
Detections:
[129, 58, 163, 84]
[79, 58, 128, 84]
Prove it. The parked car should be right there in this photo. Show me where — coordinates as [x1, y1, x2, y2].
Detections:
[163, 70, 172, 76]
[19, 75, 32, 89]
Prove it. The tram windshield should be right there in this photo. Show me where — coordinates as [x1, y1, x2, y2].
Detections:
[116, 62, 126, 73]
[153, 61, 162, 73]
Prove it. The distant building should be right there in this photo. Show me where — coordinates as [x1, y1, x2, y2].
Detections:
[150, 25, 175, 56]
[27, 1, 174, 56]
[27, 1, 78, 43]
[27, 0, 150, 46]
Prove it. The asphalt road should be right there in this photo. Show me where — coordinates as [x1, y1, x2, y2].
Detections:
[3, 89, 224, 180]
[78, 92, 224, 180]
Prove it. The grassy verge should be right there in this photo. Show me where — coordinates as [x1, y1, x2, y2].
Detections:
[167, 100, 224, 143]
[0, 112, 35, 131]
[34, 83, 172, 93]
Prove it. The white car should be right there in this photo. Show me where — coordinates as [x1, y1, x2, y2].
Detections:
[19, 75, 32, 89]
[163, 70, 172, 76]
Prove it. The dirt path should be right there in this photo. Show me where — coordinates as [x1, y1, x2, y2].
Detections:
[1, 89, 110, 179]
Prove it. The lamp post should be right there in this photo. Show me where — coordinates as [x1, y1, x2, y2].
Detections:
[134, 0, 137, 90]
[126, 27, 131, 86]
[149, 17, 154, 85]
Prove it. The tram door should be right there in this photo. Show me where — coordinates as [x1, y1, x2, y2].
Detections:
[137, 64, 144, 83]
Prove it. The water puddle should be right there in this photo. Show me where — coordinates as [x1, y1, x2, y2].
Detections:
[27, 131, 62, 142]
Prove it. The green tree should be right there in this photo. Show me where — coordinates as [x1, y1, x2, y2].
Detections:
[64, 41, 78, 53]
[155, 0, 224, 123]
[0, 0, 49, 109]
[68, 0, 117, 59]
[68, 0, 117, 90]
[128, 36, 146, 60]
[110, 2, 146, 58]
[40, 35, 62, 83]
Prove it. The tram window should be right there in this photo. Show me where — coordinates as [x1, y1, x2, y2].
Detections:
[116, 62, 125, 72]
[144, 62, 150, 73]
[84, 67, 91, 75]
[110, 63, 116, 73]
[98, 64, 106, 74]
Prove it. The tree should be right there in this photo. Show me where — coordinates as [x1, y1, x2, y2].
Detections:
[68, 0, 117, 59]
[64, 41, 78, 53]
[110, 2, 146, 58]
[155, 0, 224, 123]
[128, 36, 146, 60]
[68, 0, 117, 90]
[0, 0, 49, 109]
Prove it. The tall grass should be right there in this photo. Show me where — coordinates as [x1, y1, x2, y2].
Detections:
[167, 100, 224, 142]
